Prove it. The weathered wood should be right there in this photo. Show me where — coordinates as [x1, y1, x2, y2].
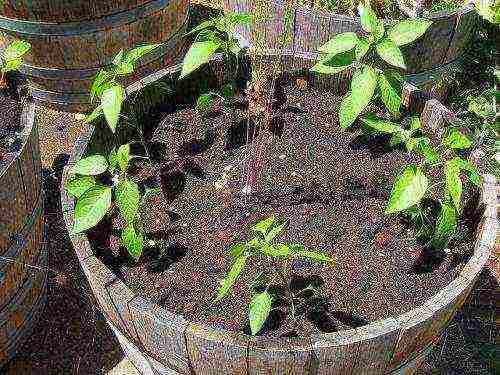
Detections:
[401, 82, 428, 115]
[0, 99, 46, 366]
[0, 0, 190, 111]
[248, 337, 315, 375]
[420, 99, 454, 142]
[129, 296, 191, 374]
[313, 330, 360, 375]
[224, 1, 476, 80]
[185, 324, 248, 374]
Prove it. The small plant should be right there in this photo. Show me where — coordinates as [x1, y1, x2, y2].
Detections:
[0, 40, 31, 89]
[67, 44, 163, 260]
[312, 1, 432, 128]
[180, 12, 251, 112]
[366, 114, 482, 250]
[86, 44, 162, 132]
[214, 216, 334, 335]
[66, 143, 148, 260]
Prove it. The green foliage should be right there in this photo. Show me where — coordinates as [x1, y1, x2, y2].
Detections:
[475, 0, 500, 24]
[1, 40, 31, 73]
[181, 12, 250, 112]
[312, 1, 432, 128]
[214, 216, 333, 335]
[85, 44, 161, 132]
[65, 147, 146, 260]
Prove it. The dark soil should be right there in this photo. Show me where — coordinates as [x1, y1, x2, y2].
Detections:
[87, 73, 480, 338]
[0, 73, 25, 168]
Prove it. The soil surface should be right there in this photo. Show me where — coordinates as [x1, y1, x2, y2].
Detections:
[87, 75, 479, 338]
[0, 80, 23, 168]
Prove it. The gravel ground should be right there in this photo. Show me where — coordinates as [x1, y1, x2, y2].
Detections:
[2, 99, 497, 373]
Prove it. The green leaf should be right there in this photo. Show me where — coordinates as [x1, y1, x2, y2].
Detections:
[405, 137, 420, 152]
[358, 3, 379, 33]
[101, 85, 125, 133]
[431, 199, 457, 250]
[108, 148, 118, 174]
[390, 132, 404, 147]
[355, 37, 371, 60]
[410, 116, 421, 131]
[454, 157, 482, 188]
[1, 57, 22, 72]
[385, 165, 428, 214]
[90, 70, 113, 103]
[85, 105, 104, 124]
[311, 49, 355, 75]
[361, 114, 401, 133]
[388, 19, 432, 46]
[264, 221, 287, 243]
[229, 243, 247, 258]
[442, 128, 472, 149]
[249, 291, 272, 335]
[251, 217, 275, 236]
[416, 137, 439, 163]
[378, 72, 402, 116]
[125, 44, 162, 64]
[294, 249, 334, 263]
[66, 176, 96, 199]
[214, 255, 249, 302]
[339, 66, 377, 129]
[224, 12, 253, 32]
[445, 159, 462, 211]
[117, 143, 130, 173]
[196, 94, 213, 113]
[3, 40, 31, 62]
[114, 62, 134, 76]
[122, 225, 144, 260]
[180, 40, 221, 79]
[112, 49, 124, 66]
[221, 84, 234, 99]
[115, 178, 141, 225]
[261, 244, 290, 257]
[376, 39, 406, 69]
[318, 32, 358, 55]
[72, 186, 112, 234]
[249, 272, 270, 291]
[185, 19, 216, 37]
[69, 155, 108, 176]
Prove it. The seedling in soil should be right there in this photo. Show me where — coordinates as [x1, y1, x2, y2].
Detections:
[180, 12, 251, 112]
[379, 116, 482, 250]
[312, 1, 432, 128]
[214, 216, 334, 335]
[0, 40, 31, 89]
[72, 44, 169, 260]
[65, 143, 147, 260]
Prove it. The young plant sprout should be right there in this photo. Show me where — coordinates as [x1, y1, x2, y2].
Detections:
[214, 216, 334, 335]
[374, 115, 482, 250]
[180, 12, 251, 113]
[67, 44, 163, 261]
[312, 1, 432, 128]
[0, 40, 31, 89]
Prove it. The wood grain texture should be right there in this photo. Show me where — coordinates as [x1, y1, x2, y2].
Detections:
[129, 296, 191, 374]
[248, 336, 316, 375]
[185, 324, 248, 374]
[0, 0, 189, 111]
[224, 1, 475, 78]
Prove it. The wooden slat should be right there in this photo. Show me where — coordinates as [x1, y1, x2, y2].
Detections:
[313, 330, 359, 375]
[185, 323, 248, 374]
[247, 337, 315, 374]
[129, 296, 191, 374]
[106, 278, 141, 343]
[443, 7, 477, 64]
[420, 99, 454, 143]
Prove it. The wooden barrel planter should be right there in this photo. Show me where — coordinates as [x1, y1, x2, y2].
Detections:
[0, 98, 47, 366]
[0, 0, 190, 112]
[222, 0, 477, 90]
[59, 64, 498, 374]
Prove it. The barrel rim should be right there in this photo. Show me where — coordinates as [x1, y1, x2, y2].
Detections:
[59, 72, 497, 367]
[0, 0, 179, 36]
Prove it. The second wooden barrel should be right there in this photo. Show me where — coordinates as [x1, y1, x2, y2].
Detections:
[0, 100, 47, 366]
[0, 0, 190, 111]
